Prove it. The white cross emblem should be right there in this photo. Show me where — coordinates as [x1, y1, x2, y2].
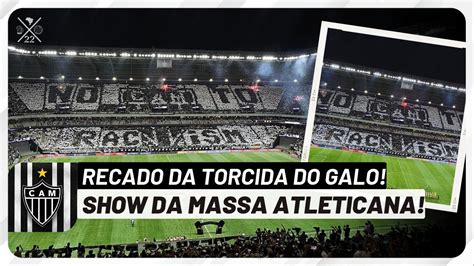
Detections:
[17, 17, 42, 43]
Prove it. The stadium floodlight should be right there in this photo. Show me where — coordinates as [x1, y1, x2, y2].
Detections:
[95, 77, 100, 80]
[178, 78, 182, 82]
[377, 92, 381, 96]
[330, 64, 340, 69]
[78, 77, 83, 80]
[416, 99, 419, 102]
[65, 51, 77, 56]
[240, 79, 243, 82]
[18, 75, 23, 79]
[337, 86, 341, 89]
[274, 79, 279, 82]
[225, 79, 229, 82]
[293, 79, 298, 83]
[262, 56, 277, 61]
[403, 97, 407, 100]
[129, 77, 134, 81]
[194, 78, 198, 82]
[390, 95, 394, 98]
[364, 90, 368, 94]
[453, 105, 456, 109]
[440, 103, 444, 106]
[428, 101, 432, 104]
[60, 75, 65, 79]
[112, 77, 117, 81]
[162, 78, 166, 81]
[40, 76, 44, 80]
[146, 77, 150, 81]
[256, 79, 261, 83]
[350, 88, 355, 91]
[209, 78, 213, 82]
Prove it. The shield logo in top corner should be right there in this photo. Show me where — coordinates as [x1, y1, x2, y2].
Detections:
[22, 180, 62, 227]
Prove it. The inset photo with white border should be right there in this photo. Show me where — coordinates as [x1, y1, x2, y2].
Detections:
[302, 22, 466, 212]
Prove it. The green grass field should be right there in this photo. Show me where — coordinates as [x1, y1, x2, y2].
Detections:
[309, 147, 456, 205]
[9, 150, 426, 252]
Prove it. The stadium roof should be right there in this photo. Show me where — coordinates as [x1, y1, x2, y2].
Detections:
[8, 45, 316, 62]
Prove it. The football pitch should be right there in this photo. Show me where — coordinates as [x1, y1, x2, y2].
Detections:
[9, 150, 425, 252]
[309, 147, 456, 205]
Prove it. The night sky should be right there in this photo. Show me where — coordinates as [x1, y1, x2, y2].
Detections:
[324, 29, 465, 85]
[9, 8, 466, 83]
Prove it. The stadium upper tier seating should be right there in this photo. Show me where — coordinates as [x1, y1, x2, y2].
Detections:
[317, 88, 464, 133]
[8, 82, 309, 115]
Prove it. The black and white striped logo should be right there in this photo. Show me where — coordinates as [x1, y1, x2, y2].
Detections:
[22, 179, 62, 227]
[9, 163, 77, 232]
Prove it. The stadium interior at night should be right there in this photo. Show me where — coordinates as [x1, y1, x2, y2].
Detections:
[8, 44, 465, 257]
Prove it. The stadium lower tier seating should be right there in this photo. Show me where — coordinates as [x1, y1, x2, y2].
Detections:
[9, 125, 297, 154]
[317, 88, 463, 133]
[312, 124, 459, 161]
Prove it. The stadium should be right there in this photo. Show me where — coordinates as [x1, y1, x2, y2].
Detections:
[310, 61, 465, 205]
[8, 45, 316, 164]
[7, 45, 461, 258]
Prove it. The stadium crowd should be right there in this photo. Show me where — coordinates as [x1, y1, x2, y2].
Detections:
[317, 88, 463, 134]
[13, 222, 460, 258]
[9, 82, 309, 115]
[8, 146, 21, 166]
[8, 124, 303, 154]
[312, 123, 459, 162]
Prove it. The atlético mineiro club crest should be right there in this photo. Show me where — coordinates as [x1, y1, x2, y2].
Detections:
[22, 179, 62, 227]
[9, 163, 77, 232]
